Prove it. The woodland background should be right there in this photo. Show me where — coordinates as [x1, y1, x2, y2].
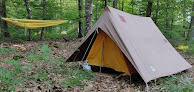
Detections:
[0, 0, 193, 43]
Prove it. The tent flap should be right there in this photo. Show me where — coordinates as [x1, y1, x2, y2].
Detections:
[86, 30, 136, 75]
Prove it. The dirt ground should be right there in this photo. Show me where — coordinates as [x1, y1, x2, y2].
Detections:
[0, 38, 193, 92]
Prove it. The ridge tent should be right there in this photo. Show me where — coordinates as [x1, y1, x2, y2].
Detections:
[67, 6, 192, 84]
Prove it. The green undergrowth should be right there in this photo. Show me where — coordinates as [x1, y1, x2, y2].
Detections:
[0, 48, 16, 56]
[0, 44, 93, 91]
[8, 28, 78, 41]
[170, 39, 194, 55]
[150, 74, 194, 92]
[0, 59, 25, 91]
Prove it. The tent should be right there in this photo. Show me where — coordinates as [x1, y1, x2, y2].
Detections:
[67, 6, 192, 84]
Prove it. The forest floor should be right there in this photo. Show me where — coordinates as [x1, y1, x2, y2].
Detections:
[0, 37, 193, 92]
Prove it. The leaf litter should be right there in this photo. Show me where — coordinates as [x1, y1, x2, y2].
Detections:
[0, 38, 193, 92]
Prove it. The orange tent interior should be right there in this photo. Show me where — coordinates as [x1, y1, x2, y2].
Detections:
[86, 29, 136, 75]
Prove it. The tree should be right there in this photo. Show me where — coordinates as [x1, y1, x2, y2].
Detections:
[182, 0, 186, 37]
[105, 0, 107, 7]
[0, 0, 10, 38]
[146, 0, 152, 17]
[95, 0, 98, 20]
[169, 0, 175, 38]
[187, 4, 194, 40]
[60, 0, 62, 32]
[24, 0, 32, 40]
[154, 0, 159, 24]
[113, 0, 117, 9]
[122, 0, 124, 11]
[131, 0, 134, 14]
[78, 0, 82, 38]
[84, 0, 93, 35]
[165, 0, 169, 33]
[0, 0, 3, 38]
[41, 0, 46, 40]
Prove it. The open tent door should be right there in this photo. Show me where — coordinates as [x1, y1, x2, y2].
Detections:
[86, 29, 136, 75]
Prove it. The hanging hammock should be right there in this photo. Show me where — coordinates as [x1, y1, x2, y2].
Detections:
[1, 17, 68, 29]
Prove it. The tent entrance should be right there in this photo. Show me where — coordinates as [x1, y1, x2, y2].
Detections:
[86, 30, 136, 76]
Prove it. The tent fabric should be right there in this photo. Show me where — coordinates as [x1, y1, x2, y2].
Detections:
[1, 17, 68, 29]
[86, 30, 136, 75]
[67, 6, 192, 83]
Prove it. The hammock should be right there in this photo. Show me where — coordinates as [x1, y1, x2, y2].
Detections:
[1, 17, 68, 29]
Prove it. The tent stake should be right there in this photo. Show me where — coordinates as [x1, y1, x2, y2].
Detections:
[146, 83, 149, 92]
[130, 75, 131, 84]
[154, 79, 156, 91]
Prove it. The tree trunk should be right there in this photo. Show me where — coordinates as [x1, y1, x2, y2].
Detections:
[41, 0, 46, 40]
[146, 1, 152, 17]
[182, 0, 186, 37]
[165, 0, 169, 34]
[105, 0, 107, 8]
[122, 0, 124, 11]
[95, 0, 98, 20]
[0, 0, 10, 38]
[84, 0, 93, 35]
[78, 0, 82, 38]
[0, 0, 3, 38]
[60, 0, 62, 32]
[132, 0, 134, 14]
[113, 0, 117, 9]
[38, 0, 41, 4]
[24, 0, 32, 40]
[187, 4, 194, 40]
[154, 0, 159, 24]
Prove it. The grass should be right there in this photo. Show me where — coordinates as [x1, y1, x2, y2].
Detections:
[0, 48, 16, 56]
[153, 75, 194, 92]
[0, 44, 94, 91]
[0, 60, 24, 91]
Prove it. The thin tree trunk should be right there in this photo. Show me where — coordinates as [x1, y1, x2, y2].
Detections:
[38, 0, 41, 4]
[0, 0, 3, 38]
[113, 0, 117, 9]
[122, 0, 124, 11]
[24, 0, 32, 40]
[146, 1, 152, 17]
[60, 0, 62, 32]
[105, 0, 107, 7]
[170, 0, 174, 39]
[165, 0, 169, 34]
[0, 0, 10, 38]
[186, 4, 194, 40]
[182, 0, 186, 37]
[56, 13, 58, 32]
[41, 0, 46, 40]
[132, 0, 134, 14]
[154, 0, 159, 24]
[78, 0, 82, 38]
[84, 0, 93, 35]
[96, 0, 98, 20]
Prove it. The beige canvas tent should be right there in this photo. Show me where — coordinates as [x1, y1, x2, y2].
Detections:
[67, 6, 192, 83]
